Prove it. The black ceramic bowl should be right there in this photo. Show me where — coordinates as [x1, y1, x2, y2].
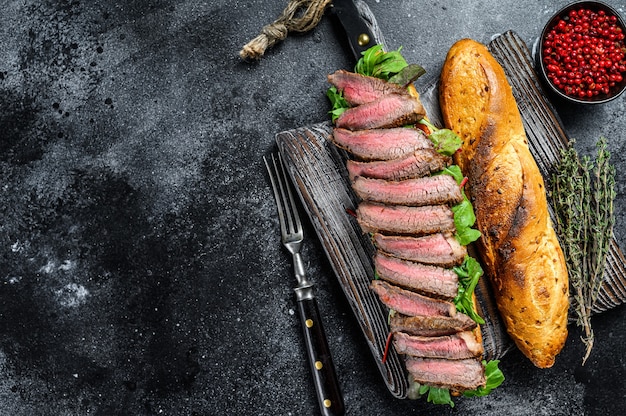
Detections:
[537, 1, 626, 104]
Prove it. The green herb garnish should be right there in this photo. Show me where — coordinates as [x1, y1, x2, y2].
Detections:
[419, 118, 462, 156]
[551, 137, 616, 365]
[436, 165, 481, 245]
[419, 385, 455, 407]
[453, 256, 485, 324]
[463, 360, 505, 397]
[354, 44, 409, 80]
[388, 63, 426, 87]
[326, 86, 349, 122]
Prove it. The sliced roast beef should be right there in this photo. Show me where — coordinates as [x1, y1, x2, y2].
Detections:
[357, 203, 455, 236]
[370, 280, 456, 318]
[373, 232, 467, 267]
[405, 357, 486, 391]
[335, 94, 426, 130]
[346, 150, 452, 181]
[374, 252, 459, 299]
[331, 127, 432, 161]
[352, 175, 463, 207]
[389, 312, 477, 337]
[327, 69, 409, 105]
[393, 331, 484, 360]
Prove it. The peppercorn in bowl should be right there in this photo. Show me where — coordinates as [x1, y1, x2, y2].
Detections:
[537, 1, 626, 104]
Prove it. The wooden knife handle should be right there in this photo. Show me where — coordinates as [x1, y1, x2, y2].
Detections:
[296, 295, 345, 416]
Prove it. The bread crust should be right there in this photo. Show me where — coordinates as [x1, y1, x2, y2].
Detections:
[438, 38, 569, 368]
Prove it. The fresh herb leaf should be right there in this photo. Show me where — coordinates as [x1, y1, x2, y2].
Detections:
[355, 45, 409, 80]
[418, 385, 455, 407]
[452, 200, 481, 245]
[326, 86, 349, 122]
[453, 256, 485, 324]
[388, 63, 426, 87]
[463, 360, 505, 397]
[438, 165, 463, 183]
[419, 118, 462, 156]
[436, 165, 481, 245]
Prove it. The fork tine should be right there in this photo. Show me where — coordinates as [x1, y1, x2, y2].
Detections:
[264, 153, 302, 239]
[276, 153, 302, 235]
[264, 154, 288, 238]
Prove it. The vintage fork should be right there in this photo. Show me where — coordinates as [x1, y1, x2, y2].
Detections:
[264, 153, 345, 416]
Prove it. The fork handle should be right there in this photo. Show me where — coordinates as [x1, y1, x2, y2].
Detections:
[295, 292, 345, 416]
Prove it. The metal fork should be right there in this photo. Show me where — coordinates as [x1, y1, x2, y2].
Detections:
[264, 153, 345, 416]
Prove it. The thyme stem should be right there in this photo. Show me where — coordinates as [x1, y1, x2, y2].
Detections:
[551, 138, 615, 365]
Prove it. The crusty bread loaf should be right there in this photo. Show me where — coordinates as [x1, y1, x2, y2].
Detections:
[438, 38, 569, 368]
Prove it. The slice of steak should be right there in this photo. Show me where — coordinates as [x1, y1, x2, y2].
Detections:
[373, 232, 467, 267]
[374, 252, 459, 299]
[393, 331, 484, 360]
[346, 150, 452, 181]
[389, 312, 477, 337]
[357, 203, 455, 236]
[370, 280, 456, 317]
[352, 175, 463, 207]
[327, 69, 409, 105]
[336, 94, 426, 130]
[331, 127, 432, 161]
[405, 357, 486, 391]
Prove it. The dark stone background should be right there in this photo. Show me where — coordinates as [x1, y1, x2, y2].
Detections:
[0, 1, 624, 415]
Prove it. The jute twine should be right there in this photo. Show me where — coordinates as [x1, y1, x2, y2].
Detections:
[239, 0, 333, 60]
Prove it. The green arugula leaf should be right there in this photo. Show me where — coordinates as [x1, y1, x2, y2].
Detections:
[435, 165, 481, 245]
[452, 200, 481, 245]
[355, 45, 409, 80]
[326, 86, 349, 122]
[463, 360, 505, 397]
[453, 256, 485, 324]
[419, 118, 462, 156]
[418, 385, 455, 407]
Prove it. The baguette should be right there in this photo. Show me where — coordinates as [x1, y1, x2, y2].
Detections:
[438, 38, 569, 368]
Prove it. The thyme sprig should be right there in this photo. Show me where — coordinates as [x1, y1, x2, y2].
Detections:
[551, 138, 616, 365]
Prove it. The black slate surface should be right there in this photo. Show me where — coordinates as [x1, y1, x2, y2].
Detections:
[1, 1, 625, 415]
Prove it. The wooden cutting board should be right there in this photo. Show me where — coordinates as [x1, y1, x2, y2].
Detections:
[275, 30, 626, 399]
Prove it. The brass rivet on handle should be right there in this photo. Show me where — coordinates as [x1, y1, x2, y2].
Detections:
[323, 399, 332, 408]
[357, 33, 370, 47]
[305, 319, 314, 328]
[315, 360, 323, 370]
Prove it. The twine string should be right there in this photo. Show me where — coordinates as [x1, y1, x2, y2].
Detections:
[239, 0, 333, 60]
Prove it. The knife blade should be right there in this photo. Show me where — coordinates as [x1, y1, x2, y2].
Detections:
[330, 0, 380, 59]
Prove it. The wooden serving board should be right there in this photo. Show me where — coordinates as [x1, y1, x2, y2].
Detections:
[275, 30, 626, 399]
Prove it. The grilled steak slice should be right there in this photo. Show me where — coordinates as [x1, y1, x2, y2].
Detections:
[352, 175, 463, 207]
[393, 331, 484, 360]
[374, 252, 459, 299]
[373, 232, 467, 267]
[405, 357, 486, 391]
[370, 280, 456, 317]
[346, 150, 452, 181]
[327, 69, 409, 105]
[336, 94, 426, 130]
[357, 203, 455, 236]
[390, 312, 477, 337]
[331, 127, 432, 161]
